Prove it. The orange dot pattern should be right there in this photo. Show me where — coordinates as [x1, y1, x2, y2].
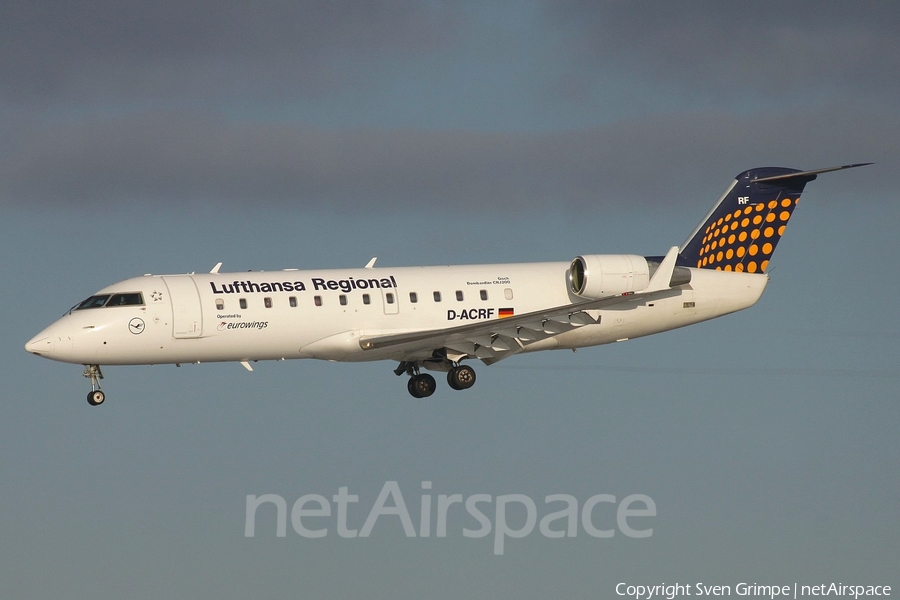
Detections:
[695, 197, 798, 273]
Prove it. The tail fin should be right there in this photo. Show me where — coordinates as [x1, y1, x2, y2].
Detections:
[678, 164, 871, 273]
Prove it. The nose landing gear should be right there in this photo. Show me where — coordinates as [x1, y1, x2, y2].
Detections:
[83, 365, 105, 406]
[87, 389, 106, 406]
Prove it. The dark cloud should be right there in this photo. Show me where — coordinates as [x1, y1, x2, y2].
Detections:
[4, 1, 897, 110]
[3, 107, 891, 211]
[0, 1, 459, 104]
[0, 2, 892, 213]
[544, 1, 900, 107]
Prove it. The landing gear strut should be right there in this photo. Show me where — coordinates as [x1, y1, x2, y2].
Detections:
[83, 365, 105, 406]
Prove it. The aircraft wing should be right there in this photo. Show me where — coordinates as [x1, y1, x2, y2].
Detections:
[359, 246, 684, 365]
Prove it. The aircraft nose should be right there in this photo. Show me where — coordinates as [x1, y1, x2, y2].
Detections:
[24, 335, 47, 354]
[25, 319, 73, 358]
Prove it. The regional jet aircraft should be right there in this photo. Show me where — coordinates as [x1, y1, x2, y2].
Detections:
[25, 164, 869, 405]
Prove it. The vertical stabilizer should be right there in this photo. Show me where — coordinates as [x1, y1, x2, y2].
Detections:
[678, 164, 870, 273]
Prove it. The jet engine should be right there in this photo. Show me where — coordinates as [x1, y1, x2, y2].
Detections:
[568, 254, 650, 299]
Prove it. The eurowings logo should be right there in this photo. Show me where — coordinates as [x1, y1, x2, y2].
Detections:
[218, 321, 268, 331]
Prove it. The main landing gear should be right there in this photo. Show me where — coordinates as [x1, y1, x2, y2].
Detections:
[84, 364, 105, 406]
[407, 373, 436, 398]
[447, 364, 476, 391]
[396, 361, 477, 398]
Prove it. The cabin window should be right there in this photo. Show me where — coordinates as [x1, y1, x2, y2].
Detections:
[433, 291, 441, 302]
[289, 296, 297, 308]
[363, 294, 371, 305]
[239, 298, 247, 309]
[386, 292, 395, 304]
[215, 299, 224, 310]
[339, 295, 348, 306]
[264, 297, 273, 308]
[409, 292, 418, 303]
[456, 290, 464, 301]
[314, 295, 323, 307]
[504, 288, 513, 300]
[480, 289, 488, 301]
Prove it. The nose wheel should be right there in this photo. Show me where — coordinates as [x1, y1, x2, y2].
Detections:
[87, 389, 106, 406]
[83, 365, 105, 406]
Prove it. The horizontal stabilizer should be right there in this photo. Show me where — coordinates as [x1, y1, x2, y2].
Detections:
[752, 163, 872, 184]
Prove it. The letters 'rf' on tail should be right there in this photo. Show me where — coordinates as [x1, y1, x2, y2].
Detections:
[678, 164, 872, 273]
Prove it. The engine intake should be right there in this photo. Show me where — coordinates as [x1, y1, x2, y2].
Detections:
[568, 254, 650, 299]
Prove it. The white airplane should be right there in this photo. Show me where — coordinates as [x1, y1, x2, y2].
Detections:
[26, 164, 869, 405]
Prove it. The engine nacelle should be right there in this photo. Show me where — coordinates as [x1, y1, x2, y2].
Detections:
[568, 254, 651, 299]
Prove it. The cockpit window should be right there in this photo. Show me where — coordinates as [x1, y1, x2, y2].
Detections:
[73, 292, 144, 311]
[75, 295, 112, 310]
[107, 292, 144, 307]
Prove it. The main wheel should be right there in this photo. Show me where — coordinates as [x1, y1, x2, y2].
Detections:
[87, 390, 106, 406]
[408, 373, 436, 398]
[447, 365, 476, 390]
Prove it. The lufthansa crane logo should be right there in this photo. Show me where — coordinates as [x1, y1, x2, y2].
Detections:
[128, 318, 145, 334]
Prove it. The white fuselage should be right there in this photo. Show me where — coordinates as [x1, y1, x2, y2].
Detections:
[25, 261, 768, 368]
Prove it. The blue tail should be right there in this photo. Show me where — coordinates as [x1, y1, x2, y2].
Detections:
[678, 164, 870, 273]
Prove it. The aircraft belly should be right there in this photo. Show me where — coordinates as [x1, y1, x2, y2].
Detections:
[91, 327, 307, 365]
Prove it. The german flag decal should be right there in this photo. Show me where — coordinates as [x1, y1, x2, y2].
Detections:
[499, 308, 515, 318]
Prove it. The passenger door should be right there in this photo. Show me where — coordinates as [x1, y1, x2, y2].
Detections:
[162, 276, 203, 338]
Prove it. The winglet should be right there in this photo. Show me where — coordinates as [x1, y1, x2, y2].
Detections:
[644, 246, 680, 293]
[365, 257, 377, 269]
[210, 262, 223, 274]
[240, 361, 253, 372]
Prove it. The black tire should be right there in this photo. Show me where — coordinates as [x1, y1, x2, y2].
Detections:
[409, 373, 436, 398]
[447, 365, 476, 391]
[87, 390, 105, 406]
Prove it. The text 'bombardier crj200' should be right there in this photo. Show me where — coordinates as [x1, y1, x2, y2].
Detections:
[26, 164, 870, 405]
